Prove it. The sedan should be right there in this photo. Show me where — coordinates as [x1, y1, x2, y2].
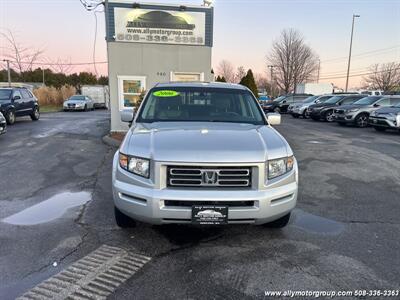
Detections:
[63, 95, 94, 111]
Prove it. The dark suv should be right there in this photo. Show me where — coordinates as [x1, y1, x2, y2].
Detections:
[308, 94, 365, 122]
[0, 87, 40, 125]
[262, 94, 312, 114]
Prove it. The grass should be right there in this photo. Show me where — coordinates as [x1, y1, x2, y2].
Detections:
[40, 105, 63, 113]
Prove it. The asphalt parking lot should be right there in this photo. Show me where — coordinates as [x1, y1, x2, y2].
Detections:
[0, 111, 399, 299]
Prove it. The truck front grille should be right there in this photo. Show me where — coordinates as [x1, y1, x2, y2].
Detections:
[167, 166, 252, 188]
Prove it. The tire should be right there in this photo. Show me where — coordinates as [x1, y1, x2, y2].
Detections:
[5, 110, 16, 125]
[374, 127, 386, 132]
[263, 212, 291, 228]
[114, 206, 136, 228]
[303, 110, 309, 119]
[30, 107, 40, 121]
[355, 113, 369, 128]
[84, 105, 88, 112]
[324, 110, 335, 122]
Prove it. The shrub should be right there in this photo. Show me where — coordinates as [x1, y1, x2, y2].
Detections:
[33, 85, 76, 106]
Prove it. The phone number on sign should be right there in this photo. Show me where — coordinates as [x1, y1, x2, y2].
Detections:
[117, 34, 204, 44]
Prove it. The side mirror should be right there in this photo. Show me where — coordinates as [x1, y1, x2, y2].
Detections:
[373, 103, 380, 107]
[282, 100, 286, 104]
[121, 107, 135, 123]
[267, 113, 281, 125]
[13, 95, 21, 100]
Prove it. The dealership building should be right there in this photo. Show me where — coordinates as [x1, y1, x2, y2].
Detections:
[105, 0, 214, 132]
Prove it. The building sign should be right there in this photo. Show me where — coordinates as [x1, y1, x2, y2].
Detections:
[114, 8, 206, 46]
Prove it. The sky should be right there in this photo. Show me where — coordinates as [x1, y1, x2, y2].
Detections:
[1, 0, 399, 89]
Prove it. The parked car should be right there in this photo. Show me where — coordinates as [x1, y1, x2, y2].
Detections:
[63, 95, 95, 111]
[369, 96, 400, 132]
[0, 87, 40, 125]
[308, 94, 365, 122]
[0, 112, 6, 135]
[113, 82, 298, 228]
[262, 94, 312, 114]
[289, 95, 333, 118]
[333, 95, 395, 127]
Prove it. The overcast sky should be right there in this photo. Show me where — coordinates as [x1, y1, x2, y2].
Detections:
[1, 0, 399, 89]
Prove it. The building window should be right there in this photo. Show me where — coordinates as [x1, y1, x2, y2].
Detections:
[117, 76, 146, 110]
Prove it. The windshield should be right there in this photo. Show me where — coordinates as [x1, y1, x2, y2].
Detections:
[324, 95, 345, 104]
[0, 90, 12, 100]
[137, 88, 265, 125]
[69, 95, 86, 100]
[273, 96, 287, 103]
[353, 96, 383, 105]
[302, 96, 319, 103]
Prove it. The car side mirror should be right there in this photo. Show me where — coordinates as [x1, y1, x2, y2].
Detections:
[282, 100, 286, 104]
[373, 103, 380, 107]
[121, 107, 135, 123]
[267, 113, 281, 125]
[13, 95, 21, 100]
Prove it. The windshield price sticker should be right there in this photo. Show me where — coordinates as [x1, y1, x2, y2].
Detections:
[153, 90, 180, 97]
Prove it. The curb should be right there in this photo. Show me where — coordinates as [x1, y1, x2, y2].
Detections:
[102, 135, 121, 147]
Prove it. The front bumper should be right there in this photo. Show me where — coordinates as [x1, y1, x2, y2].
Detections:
[64, 105, 85, 111]
[309, 110, 323, 119]
[112, 152, 298, 225]
[369, 116, 399, 129]
[335, 113, 355, 123]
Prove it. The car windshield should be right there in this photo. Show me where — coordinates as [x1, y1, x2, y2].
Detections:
[302, 96, 319, 103]
[0, 90, 12, 100]
[273, 96, 287, 103]
[69, 95, 86, 100]
[324, 95, 345, 104]
[137, 88, 265, 125]
[353, 96, 383, 105]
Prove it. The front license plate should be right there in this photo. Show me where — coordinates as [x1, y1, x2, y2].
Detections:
[192, 205, 228, 225]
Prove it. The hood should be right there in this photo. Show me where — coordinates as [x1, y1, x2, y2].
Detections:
[374, 106, 400, 114]
[65, 99, 85, 104]
[120, 122, 290, 163]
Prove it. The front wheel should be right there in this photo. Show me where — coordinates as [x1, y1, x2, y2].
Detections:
[263, 212, 291, 228]
[30, 107, 40, 121]
[114, 206, 136, 228]
[325, 110, 335, 122]
[5, 110, 16, 125]
[303, 110, 310, 119]
[355, 114, 368, 128]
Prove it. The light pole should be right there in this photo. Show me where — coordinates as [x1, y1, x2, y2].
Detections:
[345, 14, 360, 92]
[267, 65, 275, 97]
[3, 59, 11, 87]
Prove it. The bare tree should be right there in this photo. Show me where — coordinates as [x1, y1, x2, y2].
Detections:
[254, 73, 271, 93]
[267, 29, 319, 93]
[363, 62, 400, 92]
[217, 60, 235, 83]
[45, 57, 74, 74]
[0, 29, 44, 74]
[235, 66, 246, 83]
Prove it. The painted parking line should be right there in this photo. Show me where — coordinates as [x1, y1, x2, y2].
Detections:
[17, 245, 151, 300]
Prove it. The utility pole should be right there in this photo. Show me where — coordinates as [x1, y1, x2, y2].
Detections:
[3, 59, 11, 87]
[345, 14, 360, 92]
[42, 68, 45, 86]
[317, 59, 321, 83]
[267, 65, 275, 97]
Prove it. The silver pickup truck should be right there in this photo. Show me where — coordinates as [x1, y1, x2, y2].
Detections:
[112, 82, 298, 227]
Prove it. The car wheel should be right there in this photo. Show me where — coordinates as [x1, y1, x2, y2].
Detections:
[5, 110, 16, 125]
[303, 110, 309, 119]
[274, 107, 281, 113]
[84, 105, 88, 112]
[374, 127, 386, 132]
[325, 110, 335, 122]
[263, 212, 291, 228]
[355, 114, 368, 128]
[30, 107, 40, 121]
[114, 206, 136, 228]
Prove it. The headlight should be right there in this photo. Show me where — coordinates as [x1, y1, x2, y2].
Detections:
[119, 153, 150, 178]
[266, 156, 294, 180]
